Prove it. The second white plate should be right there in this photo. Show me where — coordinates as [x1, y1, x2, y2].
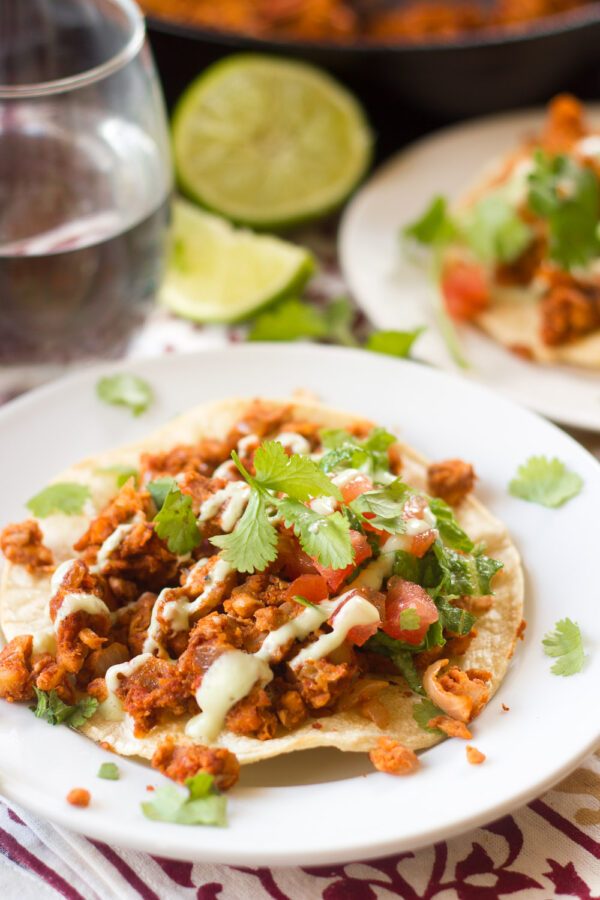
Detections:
[339, 108, 600, 432]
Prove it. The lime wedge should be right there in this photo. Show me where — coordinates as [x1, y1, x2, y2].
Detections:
[159, 199, 315, 323]
[172, 54, 372, 228]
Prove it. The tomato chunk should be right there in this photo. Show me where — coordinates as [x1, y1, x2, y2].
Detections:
[442, 261, 490, 321]
[340, 474, 373, 503]
[314, 530, 372, 592]
[408, 529, 437, 558]
[284, 574, 329, 606]
[382, 576, 439, 645]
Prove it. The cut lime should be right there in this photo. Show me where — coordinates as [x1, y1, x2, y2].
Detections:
[172, 54, 372, 228]
[159, 199, 315, 323]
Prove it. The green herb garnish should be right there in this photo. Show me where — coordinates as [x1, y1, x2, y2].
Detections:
[294, 595, 320, 611]
[508, 455, 583, 508]
[97, 762, 120, 780]
[96, 373, 153, 417]
[96, 465, 139, 488]
[528, 150, 600, 269]
[463, 193, 533, 265]
[365, 328, 425, 359]
[248, 297, 329, 342]
[153, 485, 202, 555]
[30, 688, 98, 727]
[148, 476, 178, 511]
[399, 608, 421, 630]
[26, 483, 91, 518]
[211, 442, 350, 574]
[412, 698, 445, 734]
[403, 196, 456, 247]
[141, 773, 227, 827]
[542, 618, 585, 676]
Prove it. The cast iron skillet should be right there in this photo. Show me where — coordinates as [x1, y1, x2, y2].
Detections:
[147, 4, 600, 124]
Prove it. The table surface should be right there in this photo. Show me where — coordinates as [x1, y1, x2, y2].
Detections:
[1, 225, 599, 900]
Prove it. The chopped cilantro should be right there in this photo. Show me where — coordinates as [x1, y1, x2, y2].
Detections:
[508, 455, 583, 507]
[212, 489, 278, 573]
[97, 762, 120, 780]
[319, 426, 396, 479]
[148, 476, 178, 510]
[428, 497, 474, 552]
[528, 151, 600, 269]
[365, 328, 425, 359]
[542, 618, 585, 676]
[463, 192, 532, 265]
[96, 373, 153, 416]
[412, 698, 445, 734]
[364, 632, 427, 694]
[436, 596, 476, 636]
[97, 465, 139, 488]
[403, 196, 456, 247]
[153, 485, 202, 555]
[323, 296, 358, 347]
[30, 688, 98, 727]
[399, 608, 420, 630]
[349, 480, 411, 533]
[26, 483, 90, 518]
[141, 773, 227, 827]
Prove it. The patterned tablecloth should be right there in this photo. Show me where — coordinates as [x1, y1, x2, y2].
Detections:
[1, 231, 599, 899]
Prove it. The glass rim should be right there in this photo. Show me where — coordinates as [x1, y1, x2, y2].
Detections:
[0, 0, 146, 99]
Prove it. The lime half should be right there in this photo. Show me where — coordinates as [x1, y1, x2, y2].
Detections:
[172, 55, 372, 228]
[159, 199, 314, 323]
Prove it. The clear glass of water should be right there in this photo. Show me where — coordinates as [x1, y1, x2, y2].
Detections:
[0, 0, 171, 388]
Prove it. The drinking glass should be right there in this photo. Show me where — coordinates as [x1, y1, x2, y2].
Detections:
[0, 0, 172, 388]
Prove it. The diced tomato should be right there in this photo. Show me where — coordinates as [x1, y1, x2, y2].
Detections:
[329, 587, 381, 646]
[402, 495, 428, 519]
[340, 474, 373, 503]
[382, 576, 439, 645]
[313, 530, 372, 592]
[441, 261, 490, 321]
[408, 529, 437, 558]
[284, 574, 329, 605]
[279, 535, 319, 580]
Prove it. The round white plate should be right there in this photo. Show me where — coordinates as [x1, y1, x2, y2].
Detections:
[1, 344, 599, 865]
[339, 107, 600, 432]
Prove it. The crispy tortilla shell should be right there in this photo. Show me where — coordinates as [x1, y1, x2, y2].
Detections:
[0, 397, 523, 764]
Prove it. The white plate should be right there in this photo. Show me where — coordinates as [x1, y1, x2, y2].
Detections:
[339, 108, 600, 432]
[1, 344, 599, 865]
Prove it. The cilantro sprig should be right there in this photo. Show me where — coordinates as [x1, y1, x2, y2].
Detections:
[508, 456, 583, 508]
[97, 465, 139, 488]
[211, 442, 351, 574]
[141, 773, 227, 827]
[412, 698, 445, 734]
[26, 483, 91, 518]
[319, 427, 396, 479]
[30, 688, 98, 727]
[542, 618, 586, 676]
[349, 480, 411, 533]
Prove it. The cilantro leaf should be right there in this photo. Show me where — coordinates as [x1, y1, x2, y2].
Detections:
[97, 465, 139, 488]
[403, 196, 456, 246]
[323, 295, 358, 347]
[428, 497, 474, 552]
[463, 193, 533, 264]
[26, 483, 91, 518]
[96, 373, 153, 416]
[542, 618, 586, 676]
[148, 476, 177, 510]
[365, 328, 425, 359]
[30, 688, 98, 726]
[141, 773, 227, 827]
[412, 698, 445, 734]
[399, 608, 421, 630]
[436, 596, 476, 635]
[364, 633, 425, 694]
[473, 553, 504, 595]
[98, 762, 120, 780]
[528, 151, 600, 269]
[432, 543, 502, 599]
[508, 455, 583, 507]
[277, 497, 353, 570]
[253, 441, 341, 501]
[211, 490, 278, 573]
[153, 485, 202, 555]
[349, 480, 411, 533]
[248, 297, 328, 342]
[319, 427, 396, 479]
